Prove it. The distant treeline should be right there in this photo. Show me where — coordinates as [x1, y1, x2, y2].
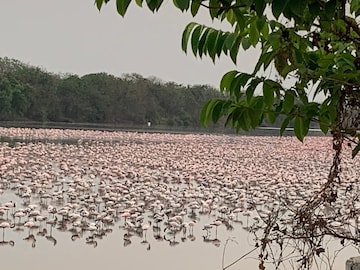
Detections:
[0, 57, 320, 135]
[0, 57, 228, 129]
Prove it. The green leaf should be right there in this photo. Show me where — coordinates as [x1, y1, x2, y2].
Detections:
[191, 0, 201, 16]
[319, 114, 329, 134]
[318, 102, 335, 134]
[249, 21, 260, 47]
[263, 80, 275, 108]
[220, 70, 239, 93]
[272, 0, 289, 19]
[96, 0, 105, 10]
[254, 0, 266, 15]
[249, 97, 264, 128]
[324, 0, 337, 19]
[256, 16, 266, 33]
[253, 51, 274, 74]
[116, 0, 132, 16]
[241, 109, 252, 131]
[200, 98, 218, 126]
[280, 115, 293, 136]
[229, 35, 241, 64]
[135, 0, 143, 6]
[294, 116, 309, 142]
[317, 54, 335, 69]
[246, 77, 261, 102]
[211, 100, 224, 123]
[289, 1, 307, 20]
[224, 33, 237, 51]
[232, 107, 242, 124]
[226, 9, 236, 25]
[224, 105, 238, 127]
[352, 141, 360, 158]
[232, 107, 245, 131]
[206, 29, 220, 62]
[267, 31, 281, 44]
[238, 73, 253, 87]
[190, 25, 204, 56]
[283, 90, 295, 113]
[308, 2, 321, 17]
[173, 0, 190, 11]
[350, 0, 360, 16]
[335, 53, 356, 72]
[221, 73, 246, 100]
[216, 32, 227, 57]
[266, 111, 277, 124]
[229, 75, 243, 99]
[209, 0, 220, 19]
[261, 20, 269, 38]
[233, 8, 246, 30]
[182, 22, 198, 53]
[242, 37, 251, 50]
[198, 28, 210, 58]
[146, 0, 164, 12]
[303, 102, 319, 119]
[248, 109, 259, 128]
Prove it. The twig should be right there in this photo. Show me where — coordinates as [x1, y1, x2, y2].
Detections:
[222, 246, 258, 270]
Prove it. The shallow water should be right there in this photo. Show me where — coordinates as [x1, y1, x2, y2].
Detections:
[1, 189, 259, 270]
[0, 128, 359, 270]
[1, 210, 358, 270]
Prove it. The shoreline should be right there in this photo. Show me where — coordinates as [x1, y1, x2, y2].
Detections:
[0, 121, 325, 137]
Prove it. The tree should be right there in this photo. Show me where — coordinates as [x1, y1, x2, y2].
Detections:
[0, 75, 14, 119]
[95, 0, 360, 269]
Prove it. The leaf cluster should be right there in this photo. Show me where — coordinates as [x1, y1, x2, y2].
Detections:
[94, 2, 360, 269]
[96, 0, 360, 149]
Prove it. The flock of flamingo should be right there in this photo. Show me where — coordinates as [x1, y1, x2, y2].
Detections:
[0, 127, 358, 250]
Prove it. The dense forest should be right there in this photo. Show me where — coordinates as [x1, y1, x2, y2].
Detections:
[0, 57, 315, 134]
[0, 57, 228, 129]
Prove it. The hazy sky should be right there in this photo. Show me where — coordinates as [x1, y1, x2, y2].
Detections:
[0, 1, 260, 88]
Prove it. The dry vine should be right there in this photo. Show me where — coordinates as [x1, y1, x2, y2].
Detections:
[223, 86, 360, 270]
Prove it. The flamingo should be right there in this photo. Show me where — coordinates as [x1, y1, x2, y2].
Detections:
[2, 201, 16, 218]
[14, 210, 26, 225]
[120, 211, 131, 227]
[210, 219, 222, 239]
[24, 218, 37, 236]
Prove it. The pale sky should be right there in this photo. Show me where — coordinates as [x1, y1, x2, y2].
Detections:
[0, 0, 259, 88]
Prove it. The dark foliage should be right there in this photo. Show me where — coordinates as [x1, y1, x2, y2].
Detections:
[0, 57, 224, 128]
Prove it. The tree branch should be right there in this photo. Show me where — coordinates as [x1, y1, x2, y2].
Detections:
[344, 16, 360, 37]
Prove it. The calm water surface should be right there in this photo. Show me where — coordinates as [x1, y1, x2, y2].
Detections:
[1, 190, 259, 270]
[1, 211, 358, 270]
[0, 129, 359, 270]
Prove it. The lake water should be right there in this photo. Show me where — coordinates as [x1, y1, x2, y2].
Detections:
[0, 128, 359, 270]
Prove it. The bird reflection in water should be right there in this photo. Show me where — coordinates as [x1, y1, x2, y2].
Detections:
[23, 234, 36, 248]
[163, 234, 179, 246]
[0, 221, 15, 247]
[0, 240, 15, 247]
[140, 237, 151, 251]
[45, 230, 57, 246]
[37, 227, 47, 237]
[202, 222, 222, 247]
[202, 235, 221, 247]
[85, 235, 98, 248]
[123, 232, 132, 247]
